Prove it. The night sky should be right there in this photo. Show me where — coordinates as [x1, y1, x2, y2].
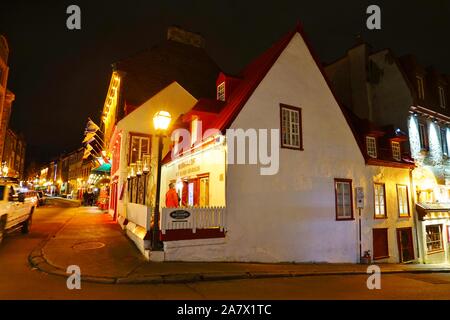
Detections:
[0, 0, 449, 167]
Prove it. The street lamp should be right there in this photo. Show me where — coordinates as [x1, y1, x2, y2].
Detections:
[151, 110, 172, 251]
[142, 154, 151, 205]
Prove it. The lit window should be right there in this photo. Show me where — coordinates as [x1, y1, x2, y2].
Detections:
[392, 141, 401, 161]
[418, 123, 428, 150]
[397, 185, 409, 217]
[280, 104, 303, 150]
[416, 76, 425, 100]
[426, 225, 443, 253]
[366, 136, 377, 158]
[335, 179, 353, 220]
[441, 128, 448, 155]
[129, 134, 151, 164]
[217, 82, 225, 101]
[439, 86, 446, 109]
[374, 183, 386, 218]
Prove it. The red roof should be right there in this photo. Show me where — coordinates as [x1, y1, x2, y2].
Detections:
[206, 25, 301, 135]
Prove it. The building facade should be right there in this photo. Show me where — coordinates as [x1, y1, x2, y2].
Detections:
[2, 128, 26, 179]
[325, 42, 450, 264]
[0, 35, 15, 162]
[154, 26, 417, 263]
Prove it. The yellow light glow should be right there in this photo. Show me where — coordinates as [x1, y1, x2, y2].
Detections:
[153, 110, 172, 131]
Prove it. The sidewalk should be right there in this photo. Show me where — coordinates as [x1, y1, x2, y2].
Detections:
[29, 207, 450, 284]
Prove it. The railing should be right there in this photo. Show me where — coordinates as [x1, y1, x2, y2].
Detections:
[161, 206, 227, 234]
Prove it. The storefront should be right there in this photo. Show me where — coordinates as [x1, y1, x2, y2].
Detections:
[161, 137, 226, 208]
[414, 166, 450, 264]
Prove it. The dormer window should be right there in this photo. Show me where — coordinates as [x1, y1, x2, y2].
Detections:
[416, 75, 425, 100]
[217, 82, 225, 101]
[392, 141, 401, 161]
[366, 136, 377, 158]
[439, 86, 446, 109]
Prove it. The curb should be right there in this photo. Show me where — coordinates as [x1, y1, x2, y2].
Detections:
[28, 211, 450, 285]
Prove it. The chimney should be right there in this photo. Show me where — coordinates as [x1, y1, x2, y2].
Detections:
[167, 26, 206, 48]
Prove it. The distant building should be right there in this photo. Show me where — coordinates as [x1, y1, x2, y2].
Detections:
[0, 35, 15, 162]
[2, 128, 26, 179]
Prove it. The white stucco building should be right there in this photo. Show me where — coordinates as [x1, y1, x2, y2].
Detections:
[158, 25, 417, 263]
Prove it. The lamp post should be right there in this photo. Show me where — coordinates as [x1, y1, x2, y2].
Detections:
[130, 163, 136, 203]
[151, 110, 171, 251]
[142, 154, 151, 205]
[136, 160, 143, 204]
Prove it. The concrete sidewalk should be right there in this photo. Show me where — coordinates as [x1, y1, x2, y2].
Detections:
[29, 207, 450, 284]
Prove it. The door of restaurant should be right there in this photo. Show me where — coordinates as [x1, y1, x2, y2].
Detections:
[397, 227, 414, 262]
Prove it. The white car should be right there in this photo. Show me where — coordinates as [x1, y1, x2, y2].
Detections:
[0, 183, 36, 244]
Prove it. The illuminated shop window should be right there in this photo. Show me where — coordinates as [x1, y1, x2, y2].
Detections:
[426, 224, 443, 253]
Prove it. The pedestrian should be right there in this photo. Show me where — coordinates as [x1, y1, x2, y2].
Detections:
[165, 183, 179, 208]
[82, 191, 88, 206]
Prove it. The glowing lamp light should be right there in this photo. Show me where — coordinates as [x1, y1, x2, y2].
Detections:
[136, 160, 143, 176]
[143, 154, 151, 174]
[2, 166, 8, 177]
[153, 111, 172, 131]
[130, 163, 137, 178]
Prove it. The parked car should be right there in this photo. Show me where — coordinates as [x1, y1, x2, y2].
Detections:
[37, 191, 46, 206]
[26, 190, 39, 207]
[0, 183, 36, 244]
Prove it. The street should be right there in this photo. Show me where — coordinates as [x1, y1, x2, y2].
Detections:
[0, 205, 449, 300]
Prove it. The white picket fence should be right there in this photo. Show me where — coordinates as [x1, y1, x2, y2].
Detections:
[161, 206, 227, 234]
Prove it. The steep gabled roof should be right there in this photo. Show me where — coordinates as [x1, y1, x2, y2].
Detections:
[204, 23, 367, 160]
[164, 23, 375, 164]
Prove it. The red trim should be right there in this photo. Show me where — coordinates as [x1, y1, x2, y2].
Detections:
[160, 229, 225, 241]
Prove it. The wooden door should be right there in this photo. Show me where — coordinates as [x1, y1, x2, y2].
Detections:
[397, 228, 414, 262]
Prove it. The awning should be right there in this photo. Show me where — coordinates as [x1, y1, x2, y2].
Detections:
[91, 163, 111, 174]
[416, 203, 450, 221]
